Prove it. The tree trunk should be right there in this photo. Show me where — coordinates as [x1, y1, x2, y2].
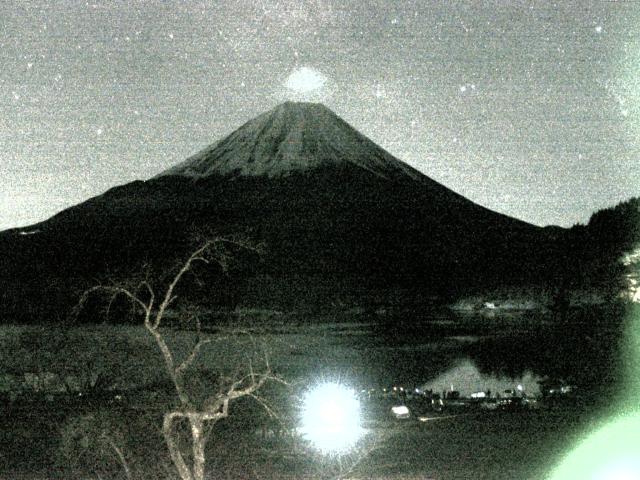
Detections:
[190, 416, 207, 480]
[163, 412, 194, 480]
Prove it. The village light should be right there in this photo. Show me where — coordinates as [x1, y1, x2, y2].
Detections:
[391, 405, 409, 416]
[391, 405, 410, 419]
[300, 381, 364, 454]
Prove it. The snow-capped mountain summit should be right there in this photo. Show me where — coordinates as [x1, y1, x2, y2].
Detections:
[158, 102, 421, 180]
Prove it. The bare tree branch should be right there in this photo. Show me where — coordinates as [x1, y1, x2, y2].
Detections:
[73, 237, 279, 480]
[175, 337, 213, 376]
[73, 285, 152, 322]
[101, 432, 132, 480]
[154, 240, 216, 330]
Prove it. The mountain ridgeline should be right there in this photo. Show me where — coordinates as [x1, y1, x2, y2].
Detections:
[0, 102, 635, 322]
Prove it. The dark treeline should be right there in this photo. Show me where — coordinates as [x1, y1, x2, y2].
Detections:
[559, 197, 639, 300]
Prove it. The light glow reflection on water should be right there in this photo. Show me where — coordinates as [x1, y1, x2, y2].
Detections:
[418, 358, 541, 396]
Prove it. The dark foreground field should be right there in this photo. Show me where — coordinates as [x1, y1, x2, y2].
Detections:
[0, 304, 635, 479]
[0, 399, 614, 480]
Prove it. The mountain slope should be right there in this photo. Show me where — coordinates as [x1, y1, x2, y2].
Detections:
[158, 101, 421, 181]
[0, 102, 562, 321]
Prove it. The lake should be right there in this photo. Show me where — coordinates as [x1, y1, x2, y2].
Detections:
[0, 303, 633, 479]
[244, 304, 629, 404]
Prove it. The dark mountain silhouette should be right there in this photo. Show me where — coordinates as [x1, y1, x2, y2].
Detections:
[0, 102, 565, 322]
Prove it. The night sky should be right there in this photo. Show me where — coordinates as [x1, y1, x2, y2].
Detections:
[2, 0, 639, 230]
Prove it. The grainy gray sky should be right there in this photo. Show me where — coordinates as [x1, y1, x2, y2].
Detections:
[2, 0, 639, 230]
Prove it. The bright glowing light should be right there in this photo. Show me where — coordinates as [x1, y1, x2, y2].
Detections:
[549, 413, 640, 479]
[595, 460, 640, 480]
[300, 382, 364, 453]
[285, 67, 327, 93]
[391, 405, 410, 416]
[278, 66, 334, 102]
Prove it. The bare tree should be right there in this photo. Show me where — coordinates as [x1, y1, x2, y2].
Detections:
[76, 238, 281, 480]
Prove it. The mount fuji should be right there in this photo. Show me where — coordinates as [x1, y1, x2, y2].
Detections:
[0, 102, 561, 320]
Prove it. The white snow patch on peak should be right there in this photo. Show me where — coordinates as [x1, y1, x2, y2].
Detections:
[158, 102, 422, 181]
